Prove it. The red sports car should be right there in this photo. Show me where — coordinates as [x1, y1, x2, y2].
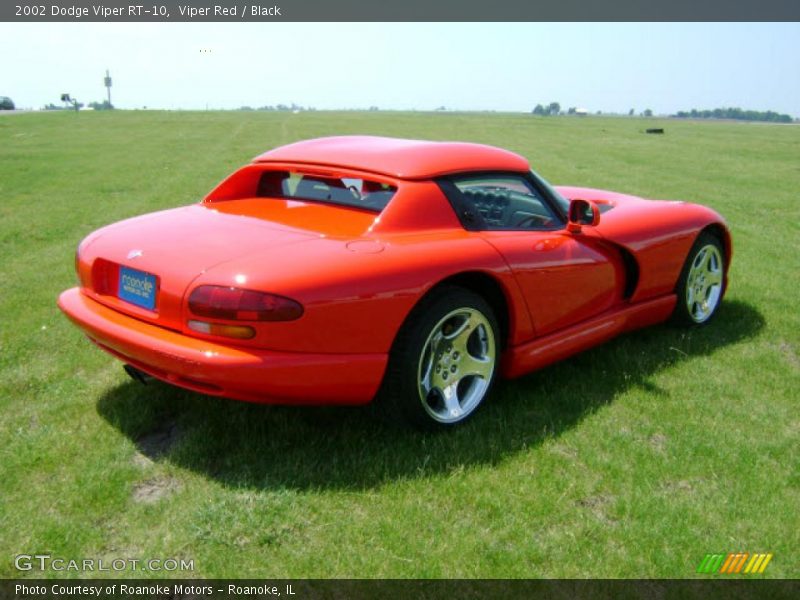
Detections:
[58, 136, 731, 428]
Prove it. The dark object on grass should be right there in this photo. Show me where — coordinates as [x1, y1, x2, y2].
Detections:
[646, 128, 665, 134]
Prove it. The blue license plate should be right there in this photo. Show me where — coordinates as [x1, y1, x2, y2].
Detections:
[118, 266, 157, 311]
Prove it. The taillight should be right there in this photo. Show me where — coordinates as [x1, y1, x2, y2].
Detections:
[187, 286, 304, 321]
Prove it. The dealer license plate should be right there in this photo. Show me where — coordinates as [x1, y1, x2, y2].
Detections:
[118, 266, 157, 311]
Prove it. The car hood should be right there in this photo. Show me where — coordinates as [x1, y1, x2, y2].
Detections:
[555, 185, 652, 207]
[554, 185, 722, 247]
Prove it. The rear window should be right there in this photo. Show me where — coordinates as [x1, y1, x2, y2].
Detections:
[257, 171, 396, 212]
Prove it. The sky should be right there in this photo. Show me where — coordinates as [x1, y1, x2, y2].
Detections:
[1, 22, 799, 116]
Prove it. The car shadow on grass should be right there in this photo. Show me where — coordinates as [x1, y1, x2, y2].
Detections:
[96, 299, 764, 491]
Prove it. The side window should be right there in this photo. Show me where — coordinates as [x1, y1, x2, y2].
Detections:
[452, 175, 558, 230]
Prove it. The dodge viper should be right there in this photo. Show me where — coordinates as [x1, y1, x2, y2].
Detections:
[58, 136, 731, 428]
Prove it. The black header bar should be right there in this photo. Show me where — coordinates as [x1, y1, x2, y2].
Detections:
[3, 0, 800, 22]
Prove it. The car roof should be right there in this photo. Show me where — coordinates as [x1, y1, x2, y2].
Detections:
[252, 136, 530, 179]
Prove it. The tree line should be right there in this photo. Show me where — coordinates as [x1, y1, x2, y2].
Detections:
[43, 100, 114, 110]
[533, 103, 654, 117]
[673, 107, 793, 123]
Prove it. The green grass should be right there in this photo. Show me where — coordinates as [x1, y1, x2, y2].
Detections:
[0, 110, 798, 579]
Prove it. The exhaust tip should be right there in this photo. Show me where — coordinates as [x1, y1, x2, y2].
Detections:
[123, 364, 152, 385]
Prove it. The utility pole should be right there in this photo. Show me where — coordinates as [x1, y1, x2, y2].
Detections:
[104, 69, 112, 108]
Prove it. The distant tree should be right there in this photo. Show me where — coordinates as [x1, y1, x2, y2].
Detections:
[88, 100, 113, 110]
[532, 104, 545, 115]
[369, 106, 379, 111]
[238, 106, 254, 111]
[567, 107, 576, 115]
[548, 102, 561, 115]
[60, 93, 80, 112]
[642, 108, 653, 117]
[0, 96, 15, 110]
[628, 108, 635, 116]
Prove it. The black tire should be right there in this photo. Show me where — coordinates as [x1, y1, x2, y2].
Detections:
[377, 286, 500, 429]
[671, 231, 726, 326]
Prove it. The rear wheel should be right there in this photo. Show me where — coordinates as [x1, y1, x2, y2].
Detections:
[672, 232, 726, 325]
[378, 286, 499, 429]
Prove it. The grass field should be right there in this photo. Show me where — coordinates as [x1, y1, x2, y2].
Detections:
[0, 110, 798, 579]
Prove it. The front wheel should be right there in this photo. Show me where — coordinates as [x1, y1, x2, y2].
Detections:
[378, 286, 499, 429]
[672, 232, 726, 325]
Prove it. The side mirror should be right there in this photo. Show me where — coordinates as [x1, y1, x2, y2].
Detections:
[567, 199, 601, 233]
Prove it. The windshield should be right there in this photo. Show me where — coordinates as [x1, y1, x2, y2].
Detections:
[257, 171, 397, 212]
[530, 170, 570, 215]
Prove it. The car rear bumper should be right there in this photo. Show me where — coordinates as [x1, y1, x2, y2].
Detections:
[57, 287, 386, 405]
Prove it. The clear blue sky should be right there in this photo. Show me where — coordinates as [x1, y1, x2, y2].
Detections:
[2, 22, 799, 116]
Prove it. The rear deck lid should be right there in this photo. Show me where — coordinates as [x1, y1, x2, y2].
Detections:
[81, 204, 319, 329]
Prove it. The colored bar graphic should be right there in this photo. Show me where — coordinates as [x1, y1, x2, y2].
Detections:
[758, 553, 773, 574]
[719, 553, 736, 573]
[696, 555, 710, 573]
[697, 552, 773, 575]
[697, 554, 725, 574]
[732, 553, 749, 573]
[744, 554, 761, 573]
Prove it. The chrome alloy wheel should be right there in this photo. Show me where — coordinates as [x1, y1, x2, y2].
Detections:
[417, 307, 496, 424]
[686, 244, 723, 323]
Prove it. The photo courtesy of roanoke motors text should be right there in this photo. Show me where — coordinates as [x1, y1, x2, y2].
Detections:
[1, 0, 798, 598]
